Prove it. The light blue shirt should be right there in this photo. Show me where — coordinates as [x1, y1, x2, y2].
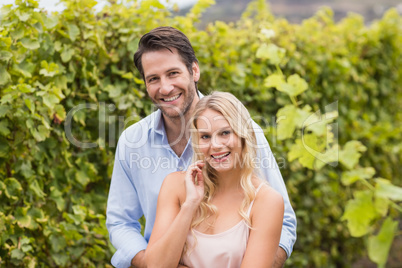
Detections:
[106, 108, 297, 268]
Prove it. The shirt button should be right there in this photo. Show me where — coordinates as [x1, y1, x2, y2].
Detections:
[178, 166, 184, 171]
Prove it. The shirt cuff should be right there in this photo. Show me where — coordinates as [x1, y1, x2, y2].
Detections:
[111, 238, 147, 268]
[279, 231, 294, 258]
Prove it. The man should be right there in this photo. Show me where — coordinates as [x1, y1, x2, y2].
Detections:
[106, 26, 296, 268]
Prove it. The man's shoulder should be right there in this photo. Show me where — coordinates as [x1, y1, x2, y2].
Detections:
[118, 111, 159, 142]
[114, 110, 162, 155]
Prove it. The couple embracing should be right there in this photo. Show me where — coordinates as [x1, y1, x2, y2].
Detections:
[106, 27, 296, 268]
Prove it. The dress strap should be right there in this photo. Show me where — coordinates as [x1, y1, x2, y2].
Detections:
[246, 183, 265, 216]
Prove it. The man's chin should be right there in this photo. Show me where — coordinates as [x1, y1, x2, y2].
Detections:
[160, 108, 185, 120]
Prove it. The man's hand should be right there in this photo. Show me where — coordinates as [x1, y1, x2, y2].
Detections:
[131, 250, 146, 268]
[273, 247, 287, 268]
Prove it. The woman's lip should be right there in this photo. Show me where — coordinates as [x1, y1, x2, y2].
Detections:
[211, 152, 230, 161]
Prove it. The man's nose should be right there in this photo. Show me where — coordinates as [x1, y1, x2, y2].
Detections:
[160, 77, 174, 95]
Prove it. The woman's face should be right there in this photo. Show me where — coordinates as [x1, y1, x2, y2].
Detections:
[195, 108, 242, 173]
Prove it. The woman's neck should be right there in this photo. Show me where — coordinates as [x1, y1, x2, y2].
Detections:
[215, 169, 242, 193]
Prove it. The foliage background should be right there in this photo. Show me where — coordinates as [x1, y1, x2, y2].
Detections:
[0, 0, 401, 267]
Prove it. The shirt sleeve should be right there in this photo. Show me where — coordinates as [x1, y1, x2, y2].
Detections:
[252, 121, 297, 258]
[106, 137, 148, 268]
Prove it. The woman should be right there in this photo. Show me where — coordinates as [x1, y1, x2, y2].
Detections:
[145, 92, 284, 268]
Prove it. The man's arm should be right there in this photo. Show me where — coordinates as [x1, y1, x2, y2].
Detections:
[130, 250, 146, 268]
[273, 248, 287, 268]
[252, 121, 297, 260]
[106, 136, 148, 268]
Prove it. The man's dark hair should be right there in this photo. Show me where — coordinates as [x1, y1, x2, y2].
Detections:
[134, 26, 198, 80]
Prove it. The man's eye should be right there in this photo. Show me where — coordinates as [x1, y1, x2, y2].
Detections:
[169, 71, 179, 76]
[148, 77, 157, 83]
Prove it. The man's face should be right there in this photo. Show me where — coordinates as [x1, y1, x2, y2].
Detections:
[141, 48, 200, 119]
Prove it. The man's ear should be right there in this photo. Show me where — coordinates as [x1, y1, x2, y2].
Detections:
[192, 62, 200, 82]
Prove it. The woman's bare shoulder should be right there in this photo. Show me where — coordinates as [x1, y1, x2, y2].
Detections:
[162, 171, 186, 202]
[253, 182, 284, 211]
[164, 171, 186, 183]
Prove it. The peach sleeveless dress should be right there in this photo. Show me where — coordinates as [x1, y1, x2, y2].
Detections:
[180, 184, 264, 268]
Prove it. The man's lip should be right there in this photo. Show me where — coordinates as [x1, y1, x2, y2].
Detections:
[161, 93, 182, 102]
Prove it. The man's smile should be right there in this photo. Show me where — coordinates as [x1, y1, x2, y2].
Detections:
[162, 93, 182, 102]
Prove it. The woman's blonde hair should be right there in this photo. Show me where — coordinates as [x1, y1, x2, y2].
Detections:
[185, 91, 259, 253]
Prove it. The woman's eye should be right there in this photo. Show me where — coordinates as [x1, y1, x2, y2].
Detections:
[222, 130, 231, 136]
[201, 135, 210, 139]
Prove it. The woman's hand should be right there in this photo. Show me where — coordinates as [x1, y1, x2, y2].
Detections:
[184, 160, 205, 208]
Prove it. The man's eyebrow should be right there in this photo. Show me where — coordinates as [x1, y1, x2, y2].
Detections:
[144, 68, 181, 81]
[144, 73, 156, 81]
[166, 67, 181, 73]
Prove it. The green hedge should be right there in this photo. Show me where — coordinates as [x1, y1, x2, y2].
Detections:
[0, 0, 401, 267]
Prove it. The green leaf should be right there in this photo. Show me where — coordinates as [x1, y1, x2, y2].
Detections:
[61, 47, 75, 63]
[31, 125, 50, 142]
[76, 170, 90, 187]
[280, 74, 309, 97]
[4, 177, 22, 199]
[67, 23, 80, 42]
[10, 249, 24, 260]
[51, 252, 69, 266]
[0, 105, 10, 118]
[341, 167, 376, 186]
[0, 51, 13, 61]
[39, 61, 60, 77]
[13, 61, 36, 78]
[256, 43, 285, 65]
[0, 120, 11, 136]
[43, 93, 60, 109]
[29, 180, 46, 198]
[10, 26, 25, 40]
[25, 98, 35, 114]
[0, 64, 11, 85]
[49, 234, 67, 253]
[264, 73, 285, 88]
[73, 205, 87, 222]
[16, 9, 31, 21]
[20, 37, 40, 50]
[50, 187, 65, 211]
[375, 178, 402, 201]
[29, 207, 47, 223]
[314, 144, 340, 170]
[43, 14, 58, 29]
[276, 105, 311, 140]
[122, 72, 134, 79]
[0, 143, 9, 158]
[342, 190, 377, 237]
[17, 84, 34, 93]
[368, 217, 398, 267]
[15, 207, 33, 229]
[288, 134, 326, 169]
[54, 104, 66, 121]
[374, 196, 389, 217]
[339, 141, 367, 169]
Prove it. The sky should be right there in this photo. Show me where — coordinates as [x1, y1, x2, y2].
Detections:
[1, 0, 198, 12]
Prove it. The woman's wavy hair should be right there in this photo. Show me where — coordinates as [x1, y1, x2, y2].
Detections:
[185, 91, 259, 253]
